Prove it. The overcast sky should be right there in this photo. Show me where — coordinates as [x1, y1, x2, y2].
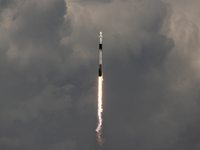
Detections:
[0, 0, 200, 150]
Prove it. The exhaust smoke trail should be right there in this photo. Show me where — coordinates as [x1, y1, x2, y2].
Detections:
[96, 76, 104, 145]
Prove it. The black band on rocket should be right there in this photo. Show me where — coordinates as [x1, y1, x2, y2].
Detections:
[99, 65, 102, 76]
[99, 44, 102, 50]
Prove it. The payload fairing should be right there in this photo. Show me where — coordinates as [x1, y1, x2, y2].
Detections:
[99, 32, 103, 76]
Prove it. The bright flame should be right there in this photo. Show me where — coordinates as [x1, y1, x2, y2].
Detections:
[96, 76, 104, 145]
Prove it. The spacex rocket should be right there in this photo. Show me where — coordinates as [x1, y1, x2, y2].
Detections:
[96, 32, 104, 145]
[99, 31, 103, 76]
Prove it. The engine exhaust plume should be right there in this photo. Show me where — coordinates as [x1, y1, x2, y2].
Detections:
[96, 76, 104, 145]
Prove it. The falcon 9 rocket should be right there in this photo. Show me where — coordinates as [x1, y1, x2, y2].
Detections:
[96, 31, 104, 145]
[99, 31, 103, 76]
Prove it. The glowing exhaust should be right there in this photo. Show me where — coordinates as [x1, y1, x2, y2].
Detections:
[96, 76, 104, 145]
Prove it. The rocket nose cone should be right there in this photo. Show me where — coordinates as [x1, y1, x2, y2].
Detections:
[100, 31, 102, 35]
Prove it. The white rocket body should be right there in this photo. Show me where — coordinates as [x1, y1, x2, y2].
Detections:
[99, 32, 103, 76]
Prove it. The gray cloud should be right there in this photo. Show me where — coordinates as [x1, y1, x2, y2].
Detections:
[47, 139, 77, 150]
[0, 137, 21, 150]
[0, 0, 199, 150]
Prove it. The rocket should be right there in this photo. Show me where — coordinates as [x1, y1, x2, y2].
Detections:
[99, 31, 103, 76]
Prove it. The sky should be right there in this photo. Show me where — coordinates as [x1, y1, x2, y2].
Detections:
[0, 0, 200, 150]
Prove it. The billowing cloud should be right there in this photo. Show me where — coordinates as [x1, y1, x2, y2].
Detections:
[0, 0, 200, 149]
